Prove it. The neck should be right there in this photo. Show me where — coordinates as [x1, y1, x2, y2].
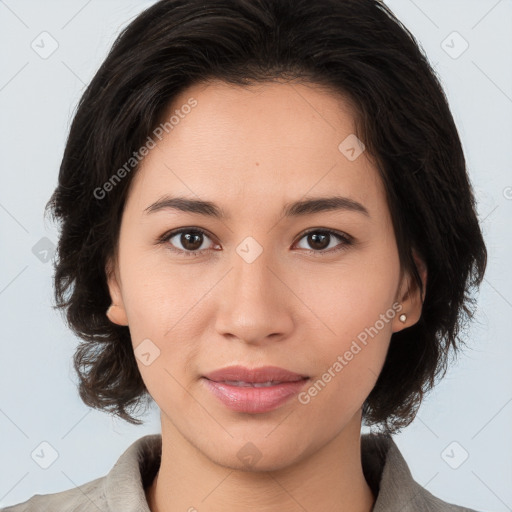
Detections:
[146, 412, 375, 512]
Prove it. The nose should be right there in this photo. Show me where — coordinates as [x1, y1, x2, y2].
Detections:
[214, 246, 294, 345]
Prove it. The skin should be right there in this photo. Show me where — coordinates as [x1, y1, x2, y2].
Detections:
[106, 80, 426, 512]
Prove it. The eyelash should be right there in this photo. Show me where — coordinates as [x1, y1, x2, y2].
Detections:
[157, 227, 354, 258]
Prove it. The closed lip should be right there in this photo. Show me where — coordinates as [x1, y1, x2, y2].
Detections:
[202, 365, 309, 383]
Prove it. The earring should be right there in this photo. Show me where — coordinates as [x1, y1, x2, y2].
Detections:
[399, 313, 407, 323]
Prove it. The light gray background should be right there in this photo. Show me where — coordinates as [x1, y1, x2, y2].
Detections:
[0, 1, 511, 510]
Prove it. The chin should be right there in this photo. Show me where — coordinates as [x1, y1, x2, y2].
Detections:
[202, 432, 314, 474]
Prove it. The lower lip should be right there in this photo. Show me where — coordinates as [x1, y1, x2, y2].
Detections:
[202, 378, 309, 413]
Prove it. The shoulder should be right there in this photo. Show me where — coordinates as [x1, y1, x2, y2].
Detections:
[0, 476, 106, 512]
[1, 434, 161, 512]
[361, 433, 480, 512]
[412, 485, 480, 512]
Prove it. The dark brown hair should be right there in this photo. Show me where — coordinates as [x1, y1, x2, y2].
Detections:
[45, 0, 487, 433]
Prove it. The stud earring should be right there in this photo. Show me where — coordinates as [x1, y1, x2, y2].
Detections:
[399, 313, 407, 323]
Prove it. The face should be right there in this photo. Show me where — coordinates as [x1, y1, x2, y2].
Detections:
[106, 80, 424, 471]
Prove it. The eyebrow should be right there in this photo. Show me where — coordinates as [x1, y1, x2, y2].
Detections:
[144, 194, 370, 219]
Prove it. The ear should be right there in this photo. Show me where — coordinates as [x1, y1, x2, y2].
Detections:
[392, 249, 427, 333]
[105, 255, 128, 326]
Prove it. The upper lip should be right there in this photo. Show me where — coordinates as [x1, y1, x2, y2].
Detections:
[203, 365, 309, 383]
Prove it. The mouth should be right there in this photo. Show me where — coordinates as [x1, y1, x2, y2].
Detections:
[201, 366, 310, 413]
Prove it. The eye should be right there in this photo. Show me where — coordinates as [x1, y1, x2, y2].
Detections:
[294, 229, 353, 255]
[160, 228, 218, 257]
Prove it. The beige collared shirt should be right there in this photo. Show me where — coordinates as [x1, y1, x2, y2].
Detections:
[1, 433, 479, 511]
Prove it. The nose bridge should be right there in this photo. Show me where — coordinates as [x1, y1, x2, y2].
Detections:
[230, 237, 278, 307]
[215, 238, 292, 343]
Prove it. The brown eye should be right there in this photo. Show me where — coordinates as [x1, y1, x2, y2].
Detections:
[162, 228, 216, 257]
[295, 229, 353, 255]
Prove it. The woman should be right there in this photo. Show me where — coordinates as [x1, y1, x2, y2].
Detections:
[2, 0, 487, 511]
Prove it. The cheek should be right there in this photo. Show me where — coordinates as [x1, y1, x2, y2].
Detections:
[295, 246, 400, 337]
[117, 251, 208, 388]
[298, 296, 395, 420]
[121, 268, 202, 409]
[293, 254, 399, 402]
[118, 243, 202, 336]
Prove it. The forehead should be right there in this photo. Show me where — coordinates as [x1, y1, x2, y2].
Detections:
[126, 80, 385, 219]
[160, 79, 360, 160]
